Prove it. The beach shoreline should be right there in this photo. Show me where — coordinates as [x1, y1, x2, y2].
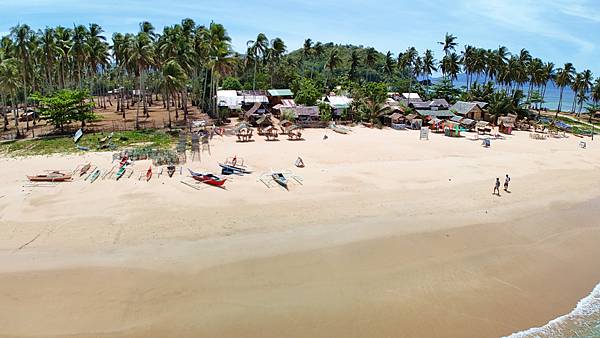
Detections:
[1, 128, 599, 337]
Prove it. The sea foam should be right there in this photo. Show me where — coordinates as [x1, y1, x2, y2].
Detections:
[505, 282, 600, 337]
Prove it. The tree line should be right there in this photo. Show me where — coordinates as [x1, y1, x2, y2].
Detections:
[1, 20, 599, 137]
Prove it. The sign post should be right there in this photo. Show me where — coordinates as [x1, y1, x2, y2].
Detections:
[420, 127, 429, 141]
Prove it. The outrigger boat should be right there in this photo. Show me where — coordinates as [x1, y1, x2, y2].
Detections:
[27, 171, 72, 182]
[218, 156, 253, 175]
[188, 169, 227, 187]
[329, 122, 350, 134]
[89, 169, 101, 183]
[79, 163, 91, 176]
[115, 165, 127, 180]
[167, 165, 176, 178]
[271, 171, 288, 190]
[146, 167, 153, 181]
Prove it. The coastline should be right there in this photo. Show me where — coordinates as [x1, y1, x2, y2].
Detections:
[1, 128, 600, 337]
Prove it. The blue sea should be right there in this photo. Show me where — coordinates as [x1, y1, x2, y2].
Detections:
[504, 282, 600, 337]
[432, 75, 578, 111]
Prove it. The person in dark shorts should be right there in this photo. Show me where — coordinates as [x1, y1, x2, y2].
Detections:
[504, 174, 511, 191]
[494, 178, 501, 196]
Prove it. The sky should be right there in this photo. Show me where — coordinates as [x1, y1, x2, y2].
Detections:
[1, 0, 599, 73]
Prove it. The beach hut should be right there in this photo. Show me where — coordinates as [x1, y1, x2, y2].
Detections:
[234, 122, 254, 142]
[401, 93, 422, 101]
[217, 90, 243, 112]
[410, 101, 432, 110]
[476, 121, 492, 134]
[429, 98, 451, 110]
[241, 90, 269, 110]
[255, 114, 277, 135]
[444, 121, 461, 137]
[498, 114, 517, 134]
[450, 101, 486, 121]
[416, 110, 455, 120]
[267, 89, 294, 105]
[429, 117, 444, 133]
[325, 95, 353, 119]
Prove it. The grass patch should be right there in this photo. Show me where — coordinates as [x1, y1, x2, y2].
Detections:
[0, 129, 177, 156]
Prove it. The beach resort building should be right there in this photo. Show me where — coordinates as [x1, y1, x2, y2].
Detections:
[450, 101, 487, 121]
[324, 95, 353, 118]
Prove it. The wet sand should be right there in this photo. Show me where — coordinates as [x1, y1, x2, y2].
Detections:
[1, 128, 600, 337]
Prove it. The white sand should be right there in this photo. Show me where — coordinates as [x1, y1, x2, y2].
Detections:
[1, 127, 600, 337]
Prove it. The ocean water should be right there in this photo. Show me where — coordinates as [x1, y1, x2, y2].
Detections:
[432, 75, 578, 111]
[504, 282, 600, 337]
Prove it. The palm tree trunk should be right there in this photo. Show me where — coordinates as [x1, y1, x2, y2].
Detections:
[12, 91, 20, 138]
[136, 67, 142, 129]
[557, 87, 564, 116]
[166, 89, 171, 128]
[252, 58, 257, 90]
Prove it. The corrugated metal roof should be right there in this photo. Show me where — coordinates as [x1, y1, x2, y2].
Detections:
[242, 95, 269, 104]
[217, 90, 243, 108]
[402, 93, 421, 100]
[326, 96, 352, 109]
[450, 101, 480, 115]
[268, 89, 294, 97]
[417, 110, 455, 118]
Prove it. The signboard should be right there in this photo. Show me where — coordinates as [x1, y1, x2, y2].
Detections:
[420, 127, 429, 140]
[73, 129, 83, 143]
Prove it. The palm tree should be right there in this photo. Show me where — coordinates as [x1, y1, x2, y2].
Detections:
[439, 33, 458, 56]
[246, 33, 268, 90]
[70, 24, 90, 88]
[10, 24, 32, 132]
[461, 45, 476, 90]
[383, 51, 394, 78]
[325, 49, 342, 88]
[576, 70, 593, 115]
[555, 63, 575, 115]
[301, 38, 313, 76]
[441, 52, 460, 85]
[422, 50, 437, 85]
[349, 50, 361, 80]
[0, 58, 22, 136]
[365, 47, 378, 82]
[128, 32, 155, 128]
[588, 78, 600, 123]
[162, 59, 187, 128]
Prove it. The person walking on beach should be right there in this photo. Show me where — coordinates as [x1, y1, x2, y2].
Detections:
[504, 174, 511, 192]
[493, 178, 501, 196]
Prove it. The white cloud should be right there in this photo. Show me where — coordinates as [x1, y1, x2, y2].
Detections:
[459, 0, 594, 53]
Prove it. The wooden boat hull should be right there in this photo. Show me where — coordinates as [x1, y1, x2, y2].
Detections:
[167, 166, 176, 177]
[218, 163, 252, 174]
[115, 166, 126, 180]
[80, 163, 91, 176]
[89, 170, 101, 183]
[272, 173, 288, 190]
[146, 167, 152, 181]
[188, 169, 227, 187]
[27, 176, 72, 182]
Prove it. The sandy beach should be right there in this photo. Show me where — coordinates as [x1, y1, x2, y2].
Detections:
[1, 127, 600, 337]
